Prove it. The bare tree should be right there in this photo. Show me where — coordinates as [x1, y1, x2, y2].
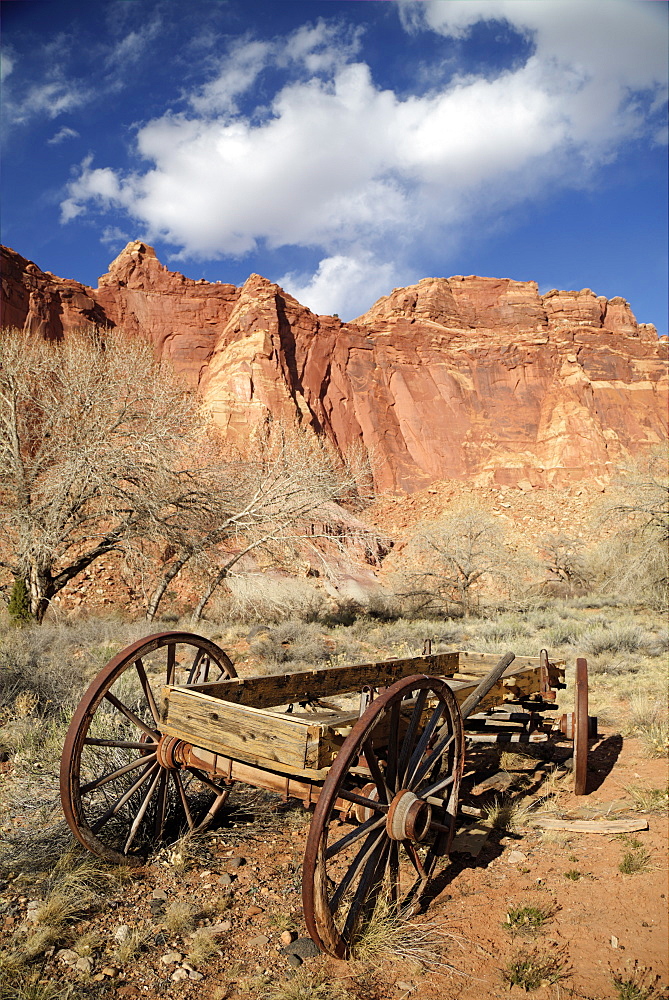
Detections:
[0, 327, 207, 621]
[539, 533, 589, 594]
[397, 506, 510, 617]
[143, 431, 366, 622]
[0, 328, 371, 622]
[592, 449, 669, 608]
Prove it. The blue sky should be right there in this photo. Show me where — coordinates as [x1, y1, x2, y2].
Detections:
[2, 1, 667, 330]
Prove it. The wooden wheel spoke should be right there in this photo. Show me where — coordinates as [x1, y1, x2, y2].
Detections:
[388, 840, 400, 905]
[326, 814, 386, 861]
[342, 838, 391, 943]
[154, 771, 168, 840]
[171, 771, 195, 830]
[166, 643, 176, 685]
[83, 738, 157, 749]
[361, 739, 391, 803]
[410, 732, 455, 787]
[91, 761, 159, 833]
[103, 692, 158, 740]
[330, 828, 386, 912]
[419, 771, 455, 800]
[80, 752, 157, 794]
[123, 767, 162, 853]
[188, 649, 205, 684]
[404, 702, 445, 787]
[402, 840, 426, 878]
[134, 658, 159, 725]
[386, 701, 401, 793]
[397, 689, 428, 786]
[336, 788, 388, 813]
[186, 766, 228, 797]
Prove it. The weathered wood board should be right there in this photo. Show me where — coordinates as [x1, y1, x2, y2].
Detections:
[184, 652, 459, 708]
[162, 687, 326, 770]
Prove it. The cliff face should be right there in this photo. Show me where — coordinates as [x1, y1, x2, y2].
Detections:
[2, 242, 667, 492]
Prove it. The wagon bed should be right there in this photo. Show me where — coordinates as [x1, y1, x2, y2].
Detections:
[60, 633, 590, 959]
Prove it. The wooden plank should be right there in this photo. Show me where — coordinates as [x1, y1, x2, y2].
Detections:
[528, 817, 649, 834]
[184, 651, 459, 708]
[162, 687, 323, 769]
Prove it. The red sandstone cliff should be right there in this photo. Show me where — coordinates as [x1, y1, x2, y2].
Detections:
[2, 241, 667, 492]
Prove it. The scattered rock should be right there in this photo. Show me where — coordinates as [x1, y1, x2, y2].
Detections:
[507, 850, 527, 864]
[224, 857, 246, 870]
[188, 970, 204, 981]
[218, 873, 233, 887]
[396, 982, 414, 992]
[245, 905, 264, 919]
[287, 954, 302, 969]
[281, 936, 321, 960]
[171, 968, 189, 982]
[210, 920, 232, 936]
[160, 950, 183, 965]
[280, 930, 296, 946]
[56, 949, 80, 966]
[75, 956, 93, 974]
[101, 967, 118, 977]
[248, 934, 269, 948]
[114, 924, 132, 944]
[151, 888, 168, 901]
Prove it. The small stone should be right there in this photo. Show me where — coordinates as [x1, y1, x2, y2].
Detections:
[160, 950, 183, 965]
[287, 954, 302, 969]
[218, 873, 233, 886]
[188, 970, 204, 981]
[280, 930, 295, 946]
[396, 982, 414, 992]
[245, 905, 264, 918]
[57, 948, 80, 966]
[171, 968, 189, 982]
[93, 974, 105, 982]
[224, 857, 245, 869]
[282, 936, 321, 960]
[151, 888, 168, 901]
[506, 850, 527, 864]
[248, 934, 269, 948]
[209, 920, 232, 936]
[114, 924, 131, 944]
[75, 956, 93, 974]
[101, 967, 118, 977]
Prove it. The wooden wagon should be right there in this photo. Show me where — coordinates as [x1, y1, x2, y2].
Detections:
[60, 632, 593, 958]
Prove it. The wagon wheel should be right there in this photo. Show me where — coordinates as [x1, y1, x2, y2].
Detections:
[61, 632, 237, 864]
[573, 657, 589, 795]
[303, 674, 465, 958]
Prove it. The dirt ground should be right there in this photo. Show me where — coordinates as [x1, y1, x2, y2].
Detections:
[2, 733, 666, 1000]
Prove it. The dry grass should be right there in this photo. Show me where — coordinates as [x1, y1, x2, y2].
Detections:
[611, 961, 668, 1000]
[113, 923, 151, 964]
[502, 944, 567, 992]
[163, 900, 196, 935]
[185, 928, 219, 968]
[267, 968, 350, 1000]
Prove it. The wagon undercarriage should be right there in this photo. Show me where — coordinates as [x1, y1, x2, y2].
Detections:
[60, 632, 595, 959]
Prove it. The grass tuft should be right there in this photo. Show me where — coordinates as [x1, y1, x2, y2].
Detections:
[502, 946, 566, 992]
[504, 904, 554, 936]
[618, 838, 653, 875]
[267, 969, 350, 1000]
[185, 928, 219, 968]
[163, 900, 196, 935]
[611, 961, 667, 999]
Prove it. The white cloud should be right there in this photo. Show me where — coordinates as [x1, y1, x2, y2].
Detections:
[0, 50, 14, 81]
[47, 125, 80, 145]
[280, 252, 399, 318]
[189, 37, 273, 115]
[61, 3, 668, 318]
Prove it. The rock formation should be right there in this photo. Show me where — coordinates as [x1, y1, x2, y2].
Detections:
[2, 241, 667, 492]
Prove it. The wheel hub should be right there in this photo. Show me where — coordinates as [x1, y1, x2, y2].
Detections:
[155, 735, 187, 769]
[386, 789, 432, 842]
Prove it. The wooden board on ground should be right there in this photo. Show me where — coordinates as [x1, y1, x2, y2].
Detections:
[528, 817, 650, 834]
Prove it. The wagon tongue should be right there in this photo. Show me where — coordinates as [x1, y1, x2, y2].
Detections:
[459, 651, 515, 720]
